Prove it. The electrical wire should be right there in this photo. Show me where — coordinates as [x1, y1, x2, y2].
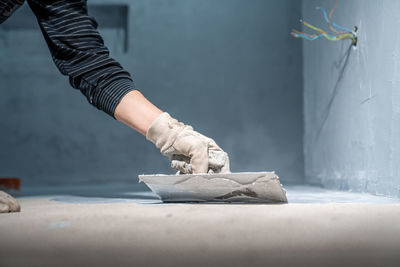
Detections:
[290, 0, 356, 45]
[329, 0, 338, 20]
[316, 6, 353, 34]
[291, 29, 319, 39]
[292, 31, 352, 42]
[291, 20, 354, 42]
[328, 0, 348, 34]
[291, 32, 322, 41]
[301, 20, 354, 41]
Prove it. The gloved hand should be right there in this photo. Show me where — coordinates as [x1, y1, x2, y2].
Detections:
[0, 190, 20, 213]
[146, 112, 230, 174]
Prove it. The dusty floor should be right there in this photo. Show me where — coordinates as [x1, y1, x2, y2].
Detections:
[0, 185, 400, 267]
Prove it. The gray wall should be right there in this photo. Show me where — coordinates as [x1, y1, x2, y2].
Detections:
[0, 0, 303, 187]
[303, 0, 400, 197]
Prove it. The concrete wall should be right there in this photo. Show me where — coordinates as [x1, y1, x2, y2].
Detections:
[0, 0, 303, 187]
[303, 0, 400, 197]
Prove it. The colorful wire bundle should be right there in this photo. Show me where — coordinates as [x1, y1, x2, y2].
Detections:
[291, 0, 357, 45]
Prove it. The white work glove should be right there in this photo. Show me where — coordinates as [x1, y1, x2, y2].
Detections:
[0, 190, 20, 213]
[146, 112, 230, 174]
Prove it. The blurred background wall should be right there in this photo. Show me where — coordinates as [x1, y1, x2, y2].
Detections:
[0, 0, 304, 187]
[303, 0, 400, 197]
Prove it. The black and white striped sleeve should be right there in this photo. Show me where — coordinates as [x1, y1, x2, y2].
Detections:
[0, 0, 25, 23]
[27, 0, 135, 117]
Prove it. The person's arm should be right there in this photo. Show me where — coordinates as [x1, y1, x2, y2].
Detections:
[27, 0, 134, 117]
[114, 90, 162, 136]
[28, 0, 229, 174]
[115, 91, 230, 174]
[27, 0, 161, 135]
[0, 0, 24, 24]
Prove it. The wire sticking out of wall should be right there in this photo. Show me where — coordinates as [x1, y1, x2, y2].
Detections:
[291, 0, 357, 46]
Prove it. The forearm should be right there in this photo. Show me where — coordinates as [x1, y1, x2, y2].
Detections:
[114, 90, 163, 135]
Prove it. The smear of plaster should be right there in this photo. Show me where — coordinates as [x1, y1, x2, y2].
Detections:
[139, 172, 287, 203]
[50, 221, 70, 229]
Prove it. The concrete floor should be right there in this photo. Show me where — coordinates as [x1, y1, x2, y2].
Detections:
[1, 185, 400, 267]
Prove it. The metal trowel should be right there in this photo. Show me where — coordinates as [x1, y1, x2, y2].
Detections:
[139, 171, 287, 203]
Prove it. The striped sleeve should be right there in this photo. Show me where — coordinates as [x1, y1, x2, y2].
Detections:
[0, 0, 25, 23]
[27, 0, 135, 117]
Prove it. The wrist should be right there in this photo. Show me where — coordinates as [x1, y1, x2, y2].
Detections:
[114, 90, 162, 135]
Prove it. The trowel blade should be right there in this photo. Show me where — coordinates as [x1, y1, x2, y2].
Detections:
[139, 172, 287, 203]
